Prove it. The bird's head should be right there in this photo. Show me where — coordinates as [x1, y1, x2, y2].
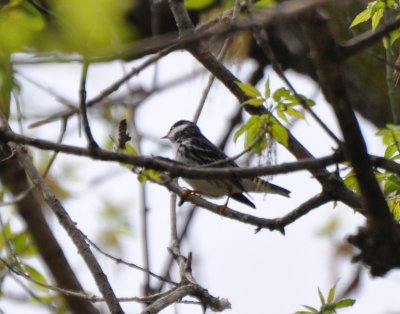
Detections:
[162, 120, 200, 143]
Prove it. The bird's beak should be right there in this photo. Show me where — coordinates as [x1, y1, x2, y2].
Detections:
[161, 134, 168, 140]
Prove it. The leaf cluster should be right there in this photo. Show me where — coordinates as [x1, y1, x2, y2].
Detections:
[233, 80, 314, 155]
[350, 0, 400, 47]
[295, 284, 355, 314]
[344, 124, 400, 220]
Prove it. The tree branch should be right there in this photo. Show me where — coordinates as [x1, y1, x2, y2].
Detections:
[163, 180, 335, 233]
[0, 128, 344, 179]
[10, 142, 124, 313]
[79, 60, 99, 150]
[304, 10, 393, 224]
[341, 17, 400, 59]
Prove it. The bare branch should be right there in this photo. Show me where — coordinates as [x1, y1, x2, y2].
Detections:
[163, 180, 332, 233]
[9, 142, 124, 313]
[141, 283, 231, 314]
[0, 128, 343, 179]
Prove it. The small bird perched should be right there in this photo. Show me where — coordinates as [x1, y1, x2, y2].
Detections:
[162, 120, 290, 209]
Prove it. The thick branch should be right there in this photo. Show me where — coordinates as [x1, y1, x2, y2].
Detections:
[0, 143, 98, 314]
[11, 143, 124, 313]
[304, 11, 393, 224]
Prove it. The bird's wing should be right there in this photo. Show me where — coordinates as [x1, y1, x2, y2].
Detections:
[186, 137, 238, 167]
[186, 137, 247, 192]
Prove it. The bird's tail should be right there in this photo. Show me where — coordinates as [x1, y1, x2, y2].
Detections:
[242, 178, 290, 197]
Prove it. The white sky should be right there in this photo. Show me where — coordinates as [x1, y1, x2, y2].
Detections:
[2, 51, 400, 314]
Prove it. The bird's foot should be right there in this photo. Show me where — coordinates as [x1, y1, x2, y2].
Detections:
[216, 197, 230, 214]
[216, 203, 227, 214]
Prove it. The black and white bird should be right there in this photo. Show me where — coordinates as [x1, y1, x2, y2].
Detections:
[162, 120, 290, 209]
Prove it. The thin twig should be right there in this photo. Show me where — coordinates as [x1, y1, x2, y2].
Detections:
[156, 204, 198, 293]
[0, 187, 34, 208]
[8, 271, 57, 311]
[0, 256, 178, 304]
[16, 71, 76, 110]
[42, 118, 68, 178]
[84, 236, 178, 286]
[29, 47, 175, 129]
[79, 60, 99, 150]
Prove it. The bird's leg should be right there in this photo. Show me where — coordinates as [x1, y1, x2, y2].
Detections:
[217, 190, 232, 214]
[178, 188, 203, 206]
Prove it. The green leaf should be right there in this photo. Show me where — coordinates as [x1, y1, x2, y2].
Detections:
[137, 173, 147, 183]
[276, 107, 289, 123]
[233, 116, 257, 142]
[286, 107, 305, 119]
[264, 77, 271, 99]
[318, 287, 326, 305]
[385, 144, 398, 159]
[13, 232, 29, 255]
[273, 87, 290, 102]
[145, 169, 161, 182]
[302, 305, 318, 312]
[124, 143, 138, 156]
[334, 298, 356, 308]
[370, 0, 384, 13]
[350, 8, 372, 28]
[23, 263, 47, 284]
[244, 122, 260, 149]
[242, 98, 265, 107]
[235, 81, 261, 98]
[389, 28, 400, 46]
[137, 169, 161, 184]
[383, 173, 400, 195]
[343, 172, 360, 192]
[371, 8, 383, 30]
[388, 195, 400, 221]
[299, 95, 316, 107]
[118, 143, 137, 168]
[327, 284, 336, 304]
[270, 122, 289, 147]
[383, 36, 390, 49]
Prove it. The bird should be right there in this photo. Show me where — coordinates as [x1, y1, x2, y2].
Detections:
[162, 120, 290, 209]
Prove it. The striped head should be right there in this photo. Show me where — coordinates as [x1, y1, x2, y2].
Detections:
[162, 120, 201, 144]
